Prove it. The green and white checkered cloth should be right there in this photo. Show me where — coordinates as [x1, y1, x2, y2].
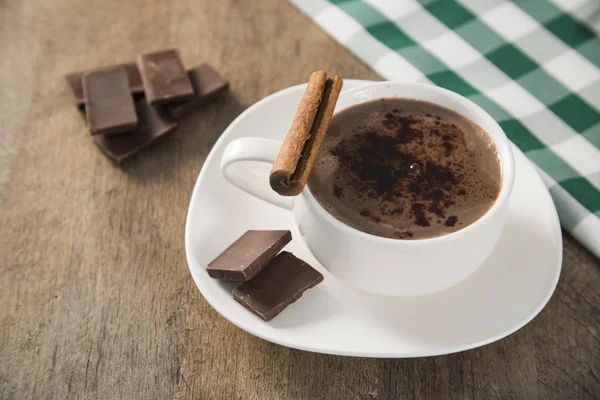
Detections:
[290, 0, 600, 258]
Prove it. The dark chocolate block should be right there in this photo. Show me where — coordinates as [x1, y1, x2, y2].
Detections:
[83, 66, 138, 135]
[94, 98, 177, 162]
[207, 230, 292, 282]
[233, 251, 324, 321]
[66, 63, 143, 109]
[137, 49, 194, 105]
[165, 64, 229, 119]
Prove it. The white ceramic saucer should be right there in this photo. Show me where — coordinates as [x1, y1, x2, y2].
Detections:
[185, 80, 562, 358]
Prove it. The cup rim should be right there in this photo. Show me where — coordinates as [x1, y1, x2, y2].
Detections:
[302, 81, 515, 246]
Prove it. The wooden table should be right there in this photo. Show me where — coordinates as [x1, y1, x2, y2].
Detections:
[1, 1, 599, 398]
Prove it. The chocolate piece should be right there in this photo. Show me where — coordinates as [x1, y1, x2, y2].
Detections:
[233, 251, 323, 321]
[137, 49, 194, 105]
[207, 230, 292, 281]
[165, 64, 229, 119]
[83, 66, 138, 135]
[66, 63, 143, 109]
[94, 98, 177, 162]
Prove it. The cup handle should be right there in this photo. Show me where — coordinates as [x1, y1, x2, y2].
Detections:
[220, 138, 293, 211]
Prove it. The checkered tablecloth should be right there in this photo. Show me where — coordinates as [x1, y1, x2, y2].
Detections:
[290, 0, 600, 257]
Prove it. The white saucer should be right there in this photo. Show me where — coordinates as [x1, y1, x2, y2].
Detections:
[185, 80, 563, 358]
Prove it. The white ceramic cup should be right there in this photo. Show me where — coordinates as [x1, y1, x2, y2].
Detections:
[221, 82, 515, 296]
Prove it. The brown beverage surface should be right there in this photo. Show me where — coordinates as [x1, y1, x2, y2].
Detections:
[308, 98, 501, 239]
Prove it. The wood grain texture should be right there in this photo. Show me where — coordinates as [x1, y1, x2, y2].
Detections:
[1, 0, 599, 399]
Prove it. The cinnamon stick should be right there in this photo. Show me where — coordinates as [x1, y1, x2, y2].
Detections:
[270, 71, 343, 196]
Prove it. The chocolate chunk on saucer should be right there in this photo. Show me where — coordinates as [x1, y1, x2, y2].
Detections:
[233, 251, 323, 321]
[207, 230, 291, 282]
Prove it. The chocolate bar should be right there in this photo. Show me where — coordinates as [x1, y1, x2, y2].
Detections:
[165, 64, 229, 119]
[207, 230, 292, 281]
[137, 49, 194, 105]
[66, 63, 143, 109]
[83, 66, 138, 135]
[94, 98, 177, 162]
[233, 251, 323, 321]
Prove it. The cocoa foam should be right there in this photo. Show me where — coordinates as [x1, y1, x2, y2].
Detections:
[308, 98, 501, 240]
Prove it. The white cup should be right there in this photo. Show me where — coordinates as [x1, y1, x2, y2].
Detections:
[221, 82, 515, 296]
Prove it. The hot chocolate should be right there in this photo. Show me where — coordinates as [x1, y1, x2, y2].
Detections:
[308, 98, 501, 240]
